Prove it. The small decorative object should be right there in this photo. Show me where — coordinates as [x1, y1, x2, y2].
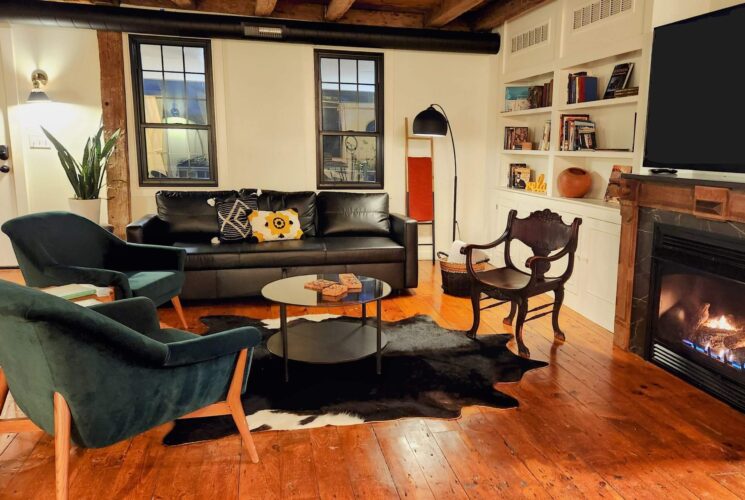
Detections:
[520, 142, 533, 150]
[510, 164, 531, 190]
[42, 125, 121, 223]
[339, 273, 362, 291]
[322, 283, 348, 297]
[526, 173, 547, 194]
[603, 165, 632, 203]
[504, 127, 529, 150]
[558, 167, 592, 198]
[248, 209, 304, 242]
[304, 279, 337, 291]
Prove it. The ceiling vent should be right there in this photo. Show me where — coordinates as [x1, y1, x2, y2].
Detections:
[572, 0, 633, 30]
[243, 25, 284, 39]
[511, 23, 549, 53]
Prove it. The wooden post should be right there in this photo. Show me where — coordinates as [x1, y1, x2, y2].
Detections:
[97, 31, 131, 239]
[613, 179, 640, 350]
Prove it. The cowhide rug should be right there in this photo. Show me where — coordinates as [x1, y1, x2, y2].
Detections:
[163, 314, 546, 446]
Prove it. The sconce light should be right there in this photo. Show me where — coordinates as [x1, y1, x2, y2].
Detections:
[27, 69, 50, 103]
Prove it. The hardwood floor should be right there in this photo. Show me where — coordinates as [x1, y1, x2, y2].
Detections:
[2, 263, 745, 499]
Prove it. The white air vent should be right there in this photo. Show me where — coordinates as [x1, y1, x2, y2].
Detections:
[511, 23, 549, 53]
[572, 0, 632, 30]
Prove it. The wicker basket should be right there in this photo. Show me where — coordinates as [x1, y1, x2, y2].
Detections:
[437, 252, 488, 297]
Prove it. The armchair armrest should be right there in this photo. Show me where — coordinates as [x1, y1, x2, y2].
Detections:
[461, 230, 509, 279]
[164, 327, 263, 367]
[126, 214, 170, 244]
[44, 264, 132, 299]
[88, 297, 161, 335]
[110, 243, 186, 272]
[390, 213, 418, 288]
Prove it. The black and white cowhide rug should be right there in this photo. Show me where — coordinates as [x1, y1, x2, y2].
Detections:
[163, 314, 546, 446]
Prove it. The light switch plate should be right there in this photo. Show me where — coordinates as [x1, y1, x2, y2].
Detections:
[28, 133, 52, 149]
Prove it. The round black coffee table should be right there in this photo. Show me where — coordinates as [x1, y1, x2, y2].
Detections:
[261, 274, 392, 382]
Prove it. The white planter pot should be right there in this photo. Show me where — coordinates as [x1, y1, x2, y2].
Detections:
[68, 198, 101, 223]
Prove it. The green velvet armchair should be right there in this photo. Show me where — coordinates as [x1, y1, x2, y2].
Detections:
[0, 280, 262, 500]
[1, 211, 190, 328]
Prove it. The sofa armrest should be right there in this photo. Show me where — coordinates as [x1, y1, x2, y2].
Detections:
[164, 327, 263, 367]
[390, 213, 418, 289]
[127, 214, 170, 244]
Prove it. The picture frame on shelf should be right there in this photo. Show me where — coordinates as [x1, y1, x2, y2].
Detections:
[504, 127, 530, 150]
[510, 164, 531, 190]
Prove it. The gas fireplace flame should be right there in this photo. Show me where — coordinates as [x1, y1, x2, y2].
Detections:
[704, 315, 737, 331]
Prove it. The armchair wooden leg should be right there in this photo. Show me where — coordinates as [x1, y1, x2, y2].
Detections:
[467, 285, 481, 339]
[227, 350, 259, 464]
[514, 298, 530, 358]
[552, 288, 566, 342]
[54, 392, 71, 500]
[0, 369, 9, 414]
[171, 296, 189, 330]
[503, 301, 517, 326]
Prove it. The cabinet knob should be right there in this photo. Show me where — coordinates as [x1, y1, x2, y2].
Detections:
[0, 165, 10, 174]
[0, 145, 8, 161]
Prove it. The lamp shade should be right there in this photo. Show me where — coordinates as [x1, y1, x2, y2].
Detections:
[27, 89, 50, 103]
[412, 106, 448, 136]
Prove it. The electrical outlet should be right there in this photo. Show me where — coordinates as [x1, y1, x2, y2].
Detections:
[28, 133, 51, 150]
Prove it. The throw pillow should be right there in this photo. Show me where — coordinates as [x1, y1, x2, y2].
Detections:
[248, 209, 304, 242]
[215, 194, 259, 242]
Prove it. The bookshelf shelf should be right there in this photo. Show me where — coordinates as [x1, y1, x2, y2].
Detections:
[556, 95, 639, 112]
[554, 150, 634, 159]
[501, 107, 552, 117]
[495, 186, 547, 198]
[500, 149, 550, 156]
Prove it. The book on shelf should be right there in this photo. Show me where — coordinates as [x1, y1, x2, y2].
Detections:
[509, 163, 531, 190]
[559, 114, 589, 151]
[539, 120, 551, 151]
[567, 73, 598, 104]
[504, 79, 553, 111]
[604, 165, 632, 203]
[574, 120, 597, 150]
[613, 86, 639, 98]
[604, 63, 634, 99]
[41, 284, 97, 300]
[504, 126, 530, 150]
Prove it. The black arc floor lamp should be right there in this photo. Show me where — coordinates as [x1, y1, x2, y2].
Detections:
[412, 104, 459, 242]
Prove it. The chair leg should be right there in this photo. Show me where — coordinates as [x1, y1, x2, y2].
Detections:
[467, 285, 481, 339]
[171, 296, 189, 330]
[552, 288, 566, 342]
[227, 395, 259, 464]
[514, 297, 530, 358]
[0, 369, 9, 414]
[54, 392, 71, 500]
[503, 301, 517, 326]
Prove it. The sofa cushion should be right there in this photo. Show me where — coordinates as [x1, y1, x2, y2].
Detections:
[173, 242, 244, 270]
[248, 190, 317, 237]
[174, 239, 327, 270]
[323, 236, 404, 264]
[156, 190, 237, 241]
[317, 192, 390, 236]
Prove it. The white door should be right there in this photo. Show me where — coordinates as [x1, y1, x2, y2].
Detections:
[0, 38, 18, 267]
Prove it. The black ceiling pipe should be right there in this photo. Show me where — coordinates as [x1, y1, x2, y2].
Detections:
[0, 1, 500, 54]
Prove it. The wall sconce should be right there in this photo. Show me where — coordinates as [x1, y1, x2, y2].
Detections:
[27, 69, 51, 103]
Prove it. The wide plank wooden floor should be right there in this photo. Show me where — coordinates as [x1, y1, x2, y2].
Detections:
[2, 263, 745, 499]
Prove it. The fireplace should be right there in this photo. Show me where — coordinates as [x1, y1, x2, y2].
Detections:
[648, 223, 745, 410]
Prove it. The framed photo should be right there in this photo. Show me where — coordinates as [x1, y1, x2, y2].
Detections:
[510, 164, 531, 190]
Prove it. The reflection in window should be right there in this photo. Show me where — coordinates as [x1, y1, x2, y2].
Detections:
[316, 50, 383, 189]
[131, 36, 217, 185]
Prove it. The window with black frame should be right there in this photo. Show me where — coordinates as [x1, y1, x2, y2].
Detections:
[130, 36, 218, 186]
[315, 50, 383, 189]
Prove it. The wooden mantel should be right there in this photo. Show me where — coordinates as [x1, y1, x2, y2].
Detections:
[614, 174, 745, 350]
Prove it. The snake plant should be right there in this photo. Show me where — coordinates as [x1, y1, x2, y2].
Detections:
[41, 125, 121, 200]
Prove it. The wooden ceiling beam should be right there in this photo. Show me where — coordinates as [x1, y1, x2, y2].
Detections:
[168, 0, 197, 8]
[254, 0, 278, 16]
[427, 0, 485, 27]
[325, 0, 357, 21]
[472, 0, 548, 31]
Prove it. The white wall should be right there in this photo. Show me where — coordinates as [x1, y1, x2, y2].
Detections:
[652, 0, 745, 27]
[125, 39, 495, 254]
[2, 25, 104, 219]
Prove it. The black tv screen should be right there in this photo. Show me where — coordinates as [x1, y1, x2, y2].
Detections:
[645, 5, 745, 173]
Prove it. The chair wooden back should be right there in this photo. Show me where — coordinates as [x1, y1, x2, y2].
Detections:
[504, 209, 581, 277]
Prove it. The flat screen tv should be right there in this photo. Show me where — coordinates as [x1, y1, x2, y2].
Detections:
[644, 4, 745, 173]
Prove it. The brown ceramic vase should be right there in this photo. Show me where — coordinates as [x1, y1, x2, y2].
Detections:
[557, 167, 591, 198]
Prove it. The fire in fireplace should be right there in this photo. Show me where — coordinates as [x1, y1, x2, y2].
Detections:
[649, 224, 745, 411]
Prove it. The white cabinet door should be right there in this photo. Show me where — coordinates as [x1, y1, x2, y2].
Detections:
[580, 218, 621, 331]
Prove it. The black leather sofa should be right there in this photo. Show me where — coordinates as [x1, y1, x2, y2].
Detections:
[126, 190, 418, 300]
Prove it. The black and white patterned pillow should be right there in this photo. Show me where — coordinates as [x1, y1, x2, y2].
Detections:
[215, 194, 259, 243]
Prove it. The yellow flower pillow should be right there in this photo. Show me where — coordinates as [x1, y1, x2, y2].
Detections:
[248, 209, 304, 242]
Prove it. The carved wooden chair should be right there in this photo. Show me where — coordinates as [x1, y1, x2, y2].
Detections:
[462, 209, 582, 357]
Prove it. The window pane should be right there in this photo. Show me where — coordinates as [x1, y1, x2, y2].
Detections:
[186, 99, 208, 125]
[164, 99, 187, 120]
[162, 45, 184, 72]
[145, 127, 210, 180]
[142, 71, 164, 123]
[359, 84, 376, 131]
[164, 72, 186, 98]
[140, 45, 162, 71]
[320, 58, 338, 82]
[186, 73, 206, 99]
[339, 59, 357, 83]
[358, 60, 375, 84]
[321, 135, 377, 184]
[184, 46, 205, 73]
[321, 83, 340, 131]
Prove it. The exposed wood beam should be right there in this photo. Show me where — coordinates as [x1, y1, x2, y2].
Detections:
[326, 0, 356, 21]
[255, 0, 278, 16]
[473, 0, 549, 31]
[427, 0, 485, 28]
[97, 31, 131, 238]
[168, 0, 196, 7]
